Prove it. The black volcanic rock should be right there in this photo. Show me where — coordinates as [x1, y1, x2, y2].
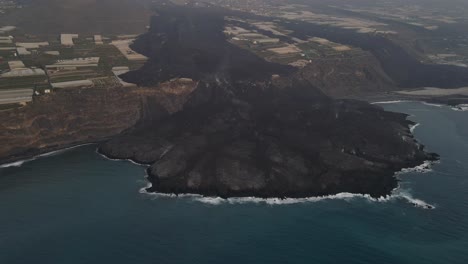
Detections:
[101, 6, 438, 199]
[121, 7, 294, 85]
[281, 18, 468, 89]
[101, 80, 436, 198]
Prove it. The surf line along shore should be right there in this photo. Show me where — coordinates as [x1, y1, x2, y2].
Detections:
[0, 120, 438, 210]
[0, 143, 98, 168]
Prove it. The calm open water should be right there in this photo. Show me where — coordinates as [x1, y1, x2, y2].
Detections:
[0, 102, 467, 264]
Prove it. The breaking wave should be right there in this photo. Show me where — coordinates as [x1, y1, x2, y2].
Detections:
[139, 159, 438, 210]
[397, 160, 438, 174]
[0, 160, 29, 168]
[96, 150, 150, 167]
[139, 186, 435, 209]
[422, 102, 444, 107]
[193, 192, 435, 209]
[451, 104, 468, 111]
[409, 123, 420, 133]
[371, 100, 411, 105]
[0, 144, 94, 168]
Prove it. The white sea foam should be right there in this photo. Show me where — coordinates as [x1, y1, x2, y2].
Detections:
[194, 193, 385, 205]
[451, 104, 468, 111]
[409, 123, 420, 133]
[0, 159, 30, 168]
[0, 143, 93, 168]
[138, 182, 435, 209]
[190, 191, 435, 209]
[422, 102, 444, 107]
[391, 188, 435, 209]
[371, 100, 410, 105]
[137, 160, 437, 209]
[96, 149, 149, 167]
[397, 160, 438, 174]
[137, 158, 438, 209]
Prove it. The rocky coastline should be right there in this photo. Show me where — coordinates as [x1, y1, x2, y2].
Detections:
[0, 5, 441, 200]
[98, 79, 438, 199]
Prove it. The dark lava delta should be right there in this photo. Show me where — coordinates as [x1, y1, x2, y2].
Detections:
[101, 6, 437, 198]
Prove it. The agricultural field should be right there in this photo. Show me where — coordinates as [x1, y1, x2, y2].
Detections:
[0, 75, 48, 90]
[0, 29, 148, 110]
[224, 18, 365, 67]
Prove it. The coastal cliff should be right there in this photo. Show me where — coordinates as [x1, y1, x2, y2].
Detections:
[0, 80, 198, 164]
[100, 78, 436, 198]
[0, 5, 440, 200]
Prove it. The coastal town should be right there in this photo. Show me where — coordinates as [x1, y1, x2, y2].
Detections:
[0, 26, 147, 109]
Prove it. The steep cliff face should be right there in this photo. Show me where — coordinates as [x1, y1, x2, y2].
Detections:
[0, 88, 141, 163]
[0, 80, 198, 164]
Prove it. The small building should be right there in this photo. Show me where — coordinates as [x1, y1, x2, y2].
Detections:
[111, 39, 148, 61]
[255, 38, 280, 44]
[16, 42, 49, 49]
[1, 68, 46, 78]
[0, 47, 16, 51]
[51, 80, 94, 89]
[8, 60, 25, 70]
[16, 47, 31, 56]
[0, 39, 12, 44]
[60, 34, 79, 46]
[55, 57, 100, 65]
[46, 57, 100, 70]
[46, 65, 78, 71]
[0, 26, 16, 34]
[94, 35, 103, 45]
[44, 51, 60, 56]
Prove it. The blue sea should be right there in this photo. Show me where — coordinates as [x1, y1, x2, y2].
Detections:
[0, 102, 467, 264]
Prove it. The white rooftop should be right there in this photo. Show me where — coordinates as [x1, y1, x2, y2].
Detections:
[60, 34, 79, 46]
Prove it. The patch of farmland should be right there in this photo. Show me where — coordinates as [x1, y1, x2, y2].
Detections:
[0, 75, 48, 90]
[48, 69, 101, 83]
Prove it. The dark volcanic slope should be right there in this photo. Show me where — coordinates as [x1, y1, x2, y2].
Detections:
[280, 19, 468, 89]
[102, 80, 435, 198]
[124, 5, 468, 89]
[121, 7, 294, 85]
[102, 6, 436, 198]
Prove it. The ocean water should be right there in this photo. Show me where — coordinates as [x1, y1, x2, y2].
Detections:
[0, 101, 467, 264]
